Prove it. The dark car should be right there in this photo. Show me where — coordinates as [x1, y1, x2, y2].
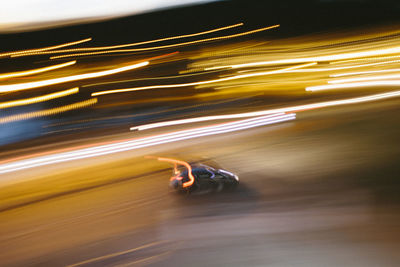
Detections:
[155, 157, 239, 194]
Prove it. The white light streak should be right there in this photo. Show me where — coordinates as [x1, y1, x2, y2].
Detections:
[131, 90, 400, 131]
[0, 113, 294, 174]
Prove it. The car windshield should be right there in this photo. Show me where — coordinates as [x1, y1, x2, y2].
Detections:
[192, 167, 215, 179]
[174, 164, 216, 179]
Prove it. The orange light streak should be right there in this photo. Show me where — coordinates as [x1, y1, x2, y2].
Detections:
[12, 23, 243, 58]
[155, 157, 195, 188]
[50, 24, 280, 59]
[2, 38, 91, 58]
[0, 61, 76, 80]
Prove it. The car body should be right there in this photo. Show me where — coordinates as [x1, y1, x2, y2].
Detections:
[155, 157, 239, 194]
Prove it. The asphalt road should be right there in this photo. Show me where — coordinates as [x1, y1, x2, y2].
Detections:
[1, 97, 400, 267]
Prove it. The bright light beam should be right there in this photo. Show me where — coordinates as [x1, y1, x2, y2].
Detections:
[0, 87, 79, 109]
[131, 90, 400, 131]
[1, 38, 91, 58]
[51, 24, 280, 59]
[0, 61, 76, 80]
[0, 113, 295, 174]
[92, 62, 315, 96]
[330, 68, 400, 77]
[0, 98, 97, 124]
[14, 23, 244, 58]
[0, 61, 149, 93]
[306, 80, 400, 91]
[328, 73, 400, 84]
[208, 46, 400, 69]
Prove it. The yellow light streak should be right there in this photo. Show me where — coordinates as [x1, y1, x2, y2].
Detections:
[208, 45, 400, 69]
[0, 61, 149, 93]
[0, 98, 97, 124]
[82, 69, 221, 88]
[1, 38, 91, 58]
[50, 24, 280, 59]
[131, 90, 400, 131]
[0, 61, 76, 80]
[329, 73, 400, 84]
[306, 80, 400, 91]
[330, 68, 400, 77]
[285, 60, 400, 72]
[12, 23, 243, 58]
[234, 60, 400, 74]
[0, 87, 79, 109]
[92, 62, 315, 96]
[329, 54, 400, 65]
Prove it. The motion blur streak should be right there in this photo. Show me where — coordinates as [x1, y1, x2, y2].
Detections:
[0, 60, 76, 80]
[0, 61, 149, 93]
[329, 73, 400, 84]
[0, 114, 294, 174]
[0, 87, 79, 109]
[91, 62, 315, 96]
[51, 24, 280, 59]
[82, 69, 221, 88]
[0, 98, 97, 124]
[66, 241, 167, 267]
[306, 80, 400, 91]
[131, 90, 400, 131]
[281, 60, 400, 72]
[156, 157, 194, 187]
[329, 54, 400, 65]
[209, 46, 400, 69]
[1, 38, 92, 58]
[17, 23, 244, 57]
[236, 60, 400, 74]
[331, 68, 400, 77]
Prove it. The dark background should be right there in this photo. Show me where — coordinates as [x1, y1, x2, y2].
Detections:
[1, 0, 400, 52]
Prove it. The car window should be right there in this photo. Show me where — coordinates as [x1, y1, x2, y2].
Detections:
[193, 168, 215, 179]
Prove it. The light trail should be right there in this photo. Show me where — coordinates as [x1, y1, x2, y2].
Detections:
[82, 69, 222, 88]
[205, 46, 400, 69]
[235, 60, 400, 74]
[130, 90, 400, 131]
[330, 68, 400, 77]
[0, 61, 76, 80]
[0, 87, 79, 109]
[0, 98, 97, 124]
[1, 38, 91, 58]
[328, 73, 400, 84]
[16, 23, 243, 58]
[92, 62, 315, 96]
[156, 157, 195, 187]
[50, 24, 280, 59]
[306, 80, 400, 91]
[283, 60, 400, 72]
[329, 54, 400, 65]
[0, 113, 294, 174]
[0, 61, 149, 93]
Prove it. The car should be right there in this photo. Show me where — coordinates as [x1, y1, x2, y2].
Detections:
[155, 157, 239, 194]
